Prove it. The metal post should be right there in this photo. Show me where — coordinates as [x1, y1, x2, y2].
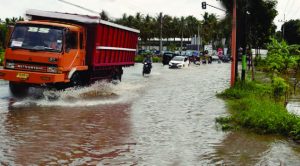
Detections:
[283, 14, 285, 39]
[180, 22, 183, 53]
[197, 24, 200, 53]
[159, 12, 163, 56]
[230, 0, 237, 87]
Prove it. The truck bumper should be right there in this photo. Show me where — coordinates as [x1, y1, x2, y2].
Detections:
[0, 69, 67, 84]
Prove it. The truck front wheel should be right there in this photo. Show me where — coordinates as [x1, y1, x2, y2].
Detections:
[70, 72, 83, 87]
[9, 82, 29, 97]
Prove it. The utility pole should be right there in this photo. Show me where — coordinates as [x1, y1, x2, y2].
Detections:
[279, 14, 287, 40]
[197, 23, 200, 53]
[230, 0, 237, 87]
[180, 17, 184, 53]
[159, 12, 163, 55]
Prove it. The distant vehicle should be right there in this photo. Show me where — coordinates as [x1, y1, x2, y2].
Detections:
[169, 56, 189, 68]
[162, 52, 177, 65]
[220, 54, 231, 63]
[211, 55, 219, 61]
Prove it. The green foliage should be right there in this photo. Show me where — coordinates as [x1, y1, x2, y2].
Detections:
[289, 44, 300, 55]
[217, 80, 300, 140]
[0, 51, 4, 66]
[283, 19, 300, 45]
[0, 17, 24, 48]
[152, 56, 161, 63]
[220, 0, 278, 48]
[115, 12, 227, 49]
[135, 55, 144, 62]
[135, 55, 161, 63]
[167, 43, 177, 52]
[266, 38, 296, 73]
[271, 76, 289, 101]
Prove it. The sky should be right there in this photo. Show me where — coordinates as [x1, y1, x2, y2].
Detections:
[0, 0, 299, 31]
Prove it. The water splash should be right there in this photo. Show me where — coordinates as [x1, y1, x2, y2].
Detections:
[11, 81, 144, 108]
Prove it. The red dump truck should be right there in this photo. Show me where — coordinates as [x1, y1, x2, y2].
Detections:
[0, 9, 139, 96]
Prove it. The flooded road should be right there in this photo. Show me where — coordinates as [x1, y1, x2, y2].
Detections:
[0, 63, 300, 165]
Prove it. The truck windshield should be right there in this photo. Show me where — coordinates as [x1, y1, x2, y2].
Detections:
[9, 24, 63, 52]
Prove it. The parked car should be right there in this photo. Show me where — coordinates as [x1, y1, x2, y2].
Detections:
[169, 56, 189, 68]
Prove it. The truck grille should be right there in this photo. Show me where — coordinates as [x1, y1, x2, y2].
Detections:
[5, 60, 57, 73]
[15, 63, 48, 72]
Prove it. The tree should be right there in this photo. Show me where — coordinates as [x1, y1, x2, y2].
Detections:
[266, 38, 295, 74]
[184, 15, 198, 39]
[282, 19, 300, 45]
[201, 12, 218, 46]
[219, 0, 278, 50]
[100, 10, 109, 21]
[0, 17, 24, 48]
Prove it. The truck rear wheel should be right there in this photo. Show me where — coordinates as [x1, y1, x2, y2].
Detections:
[9, 82, 29, 97]
[112, 67, 123, 82]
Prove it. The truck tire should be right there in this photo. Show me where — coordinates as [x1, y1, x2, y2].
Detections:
[9, 82, 29, 97]
[70, 72, 83, 87]
[112, 67, 123, 82]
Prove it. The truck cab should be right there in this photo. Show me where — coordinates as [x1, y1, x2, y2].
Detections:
[0, 21, 88, 96]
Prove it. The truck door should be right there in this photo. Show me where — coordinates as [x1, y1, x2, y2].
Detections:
[62, 31, 80, 70]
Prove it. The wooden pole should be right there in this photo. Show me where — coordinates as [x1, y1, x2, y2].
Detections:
[230, 0, 237, 87]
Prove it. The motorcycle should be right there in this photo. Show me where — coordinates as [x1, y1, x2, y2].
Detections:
[220, 54, 231, 63]
[143, 62, 152, 76]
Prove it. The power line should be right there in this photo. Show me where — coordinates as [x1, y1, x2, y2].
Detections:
[58, 0, 118, 20]
[58, 0, 99, 15]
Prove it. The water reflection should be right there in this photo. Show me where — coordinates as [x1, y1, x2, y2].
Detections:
[2, 104, 132, 165]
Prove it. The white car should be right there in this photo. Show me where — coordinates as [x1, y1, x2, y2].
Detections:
[169, 56, 189, 68]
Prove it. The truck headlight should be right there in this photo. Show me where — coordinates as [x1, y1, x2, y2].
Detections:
[47, 67, 58, 73]
[6, 62, 15, 69]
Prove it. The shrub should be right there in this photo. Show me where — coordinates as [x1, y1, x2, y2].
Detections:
[271, 76, 289, 101]
[289, 44, 300, 55]
[135, 55, 144, 62]
[135, 55, 161, 63]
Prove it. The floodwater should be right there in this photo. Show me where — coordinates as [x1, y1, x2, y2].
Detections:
[0, 63, 300, 165]
[287, 95, 300, 116]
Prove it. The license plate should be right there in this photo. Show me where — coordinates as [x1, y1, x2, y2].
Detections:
[16, 73, 29, 80]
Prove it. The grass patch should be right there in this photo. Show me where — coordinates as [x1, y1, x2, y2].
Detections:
[217, 81, 300, 141]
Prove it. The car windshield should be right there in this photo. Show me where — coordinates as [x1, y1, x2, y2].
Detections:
[9, 24, 63, 52]
[172, 56, 184, 61]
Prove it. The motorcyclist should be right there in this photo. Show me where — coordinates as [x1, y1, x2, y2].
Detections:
[143, 54, 153, 69]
